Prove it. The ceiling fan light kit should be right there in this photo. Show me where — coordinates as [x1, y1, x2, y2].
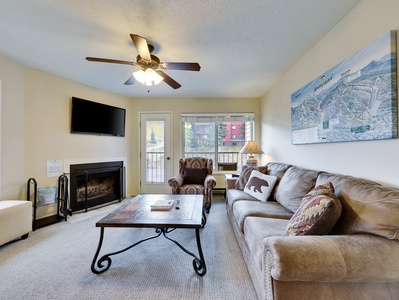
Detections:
[85, 34, 200, 90]
[133, 69, 163, 86]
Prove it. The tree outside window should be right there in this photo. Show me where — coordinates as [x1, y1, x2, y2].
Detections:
[183, 120, 253, 169]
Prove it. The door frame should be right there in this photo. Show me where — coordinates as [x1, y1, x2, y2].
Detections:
[138, 111, 173, 194]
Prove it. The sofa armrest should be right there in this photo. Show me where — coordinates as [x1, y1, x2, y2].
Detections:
[264, 234, 399, 282]
[168, 174, 184, 194]
[225, 178, 237, 190]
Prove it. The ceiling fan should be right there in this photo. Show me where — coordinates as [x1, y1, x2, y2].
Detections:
[86, 34, 201, 89]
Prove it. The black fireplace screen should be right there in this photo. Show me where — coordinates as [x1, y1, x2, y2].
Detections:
[70, 161, 123, 212]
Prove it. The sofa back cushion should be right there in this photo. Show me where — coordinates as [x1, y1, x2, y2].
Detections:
[316, 172, 399, 240]
[275, 166, 319, 213]
[265, 162, 291, 200]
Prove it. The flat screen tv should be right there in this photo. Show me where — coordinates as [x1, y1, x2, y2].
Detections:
[71, 97, 126, 137]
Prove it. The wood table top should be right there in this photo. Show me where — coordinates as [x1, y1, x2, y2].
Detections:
[96, 194, 203, 229]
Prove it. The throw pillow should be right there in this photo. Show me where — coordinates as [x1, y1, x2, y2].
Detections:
[284, 182, 342, 236]
[183, 168, 207, 185]
[235, 165, 267, 190]
[243, 170, 277, 202]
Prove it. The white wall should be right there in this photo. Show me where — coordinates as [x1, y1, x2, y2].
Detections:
[261, 0, 399, 187]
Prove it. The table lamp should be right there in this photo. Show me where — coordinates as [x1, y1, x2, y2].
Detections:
[239, 141, 264, 167]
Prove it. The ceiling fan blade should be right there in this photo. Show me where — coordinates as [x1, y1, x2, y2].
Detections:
[161, 62, 201, 71]
[86, 57, 137, 66]
[124, 75, 135, 85]
[157, 71, 181, 89]
[130, 34, 151, 61]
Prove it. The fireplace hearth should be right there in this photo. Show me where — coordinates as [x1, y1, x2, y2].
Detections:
[70, 161, 124, 212]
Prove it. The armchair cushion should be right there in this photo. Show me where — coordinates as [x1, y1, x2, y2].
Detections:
[183, 168, 207, 185]
[180, 184, 205, 195]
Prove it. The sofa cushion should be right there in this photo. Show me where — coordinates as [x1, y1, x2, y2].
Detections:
[233, 200, 293, 233]
[183, 168, 207, 185]
[244, 171, 277, 202]
[226, 189, 259, 214]
[316, 172, 399, 240]
[243, 217, 288, 273]
[284, 182, 342, 236]
[234, 165, 267, 190]
[275, 166, 319, 213]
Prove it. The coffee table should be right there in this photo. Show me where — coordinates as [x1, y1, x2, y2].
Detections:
[91, 194, 206, 276]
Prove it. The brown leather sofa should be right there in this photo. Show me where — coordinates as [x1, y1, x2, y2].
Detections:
[225, 162, 399, 300]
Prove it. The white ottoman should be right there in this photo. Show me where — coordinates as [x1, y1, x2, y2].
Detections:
[0, 200, 32, 246]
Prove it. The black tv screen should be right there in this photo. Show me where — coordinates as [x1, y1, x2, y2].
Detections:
[71, 97, 126, 137]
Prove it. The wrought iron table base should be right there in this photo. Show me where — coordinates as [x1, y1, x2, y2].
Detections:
[91, 227, 206, 276]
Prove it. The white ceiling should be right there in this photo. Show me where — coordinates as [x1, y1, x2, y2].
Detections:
[0, 0, 360, 98]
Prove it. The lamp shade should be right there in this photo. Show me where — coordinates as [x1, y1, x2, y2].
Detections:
[239, 141, 264, 155]
[239, 141, 264, 167]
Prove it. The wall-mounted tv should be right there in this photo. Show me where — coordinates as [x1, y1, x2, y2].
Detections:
[71, 97, 126, 137]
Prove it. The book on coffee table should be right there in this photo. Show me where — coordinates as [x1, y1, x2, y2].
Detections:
[150, 199, 175, 211]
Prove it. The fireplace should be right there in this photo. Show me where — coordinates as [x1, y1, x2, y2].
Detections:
[69, 161, 124, 212]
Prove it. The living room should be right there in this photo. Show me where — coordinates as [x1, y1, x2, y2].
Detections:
[1, 0, 399, 298]
[1, 1, 398, 205]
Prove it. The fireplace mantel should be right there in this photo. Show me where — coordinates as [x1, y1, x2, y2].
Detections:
[63, 157, 127, 174]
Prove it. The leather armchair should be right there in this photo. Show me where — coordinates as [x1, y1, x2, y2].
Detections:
[168, 157, 216, 213]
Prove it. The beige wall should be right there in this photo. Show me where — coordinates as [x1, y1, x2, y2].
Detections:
[0, 56, 25, 199]
[261, 0, 399, 187]
[24, 68, 133, 189]
[0, 57, 133, 209]
[0, 54, 260, 206]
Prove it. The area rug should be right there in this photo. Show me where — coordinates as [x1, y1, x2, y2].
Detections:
[0, 197, 257, 300]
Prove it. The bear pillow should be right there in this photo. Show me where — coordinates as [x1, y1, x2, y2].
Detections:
[234, 165, 267, 190]
[244, 170, 277, 202]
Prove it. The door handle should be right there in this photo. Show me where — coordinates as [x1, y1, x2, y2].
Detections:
[167, 157, 170, 160]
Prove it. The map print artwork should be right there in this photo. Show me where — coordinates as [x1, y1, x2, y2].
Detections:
[291, 31, 397, 144]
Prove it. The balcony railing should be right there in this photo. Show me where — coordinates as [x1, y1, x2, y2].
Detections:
[184, 151, 246, 170]
[146, 152, 164, 183]
[146, 151, 246, 183]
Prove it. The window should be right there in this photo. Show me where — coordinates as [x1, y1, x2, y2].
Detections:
[181, 113, 255, 170]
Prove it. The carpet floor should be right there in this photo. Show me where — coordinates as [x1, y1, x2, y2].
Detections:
[0, 197, 257, 300]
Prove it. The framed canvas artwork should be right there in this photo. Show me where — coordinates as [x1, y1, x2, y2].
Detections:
[291, 31, 397, 144]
